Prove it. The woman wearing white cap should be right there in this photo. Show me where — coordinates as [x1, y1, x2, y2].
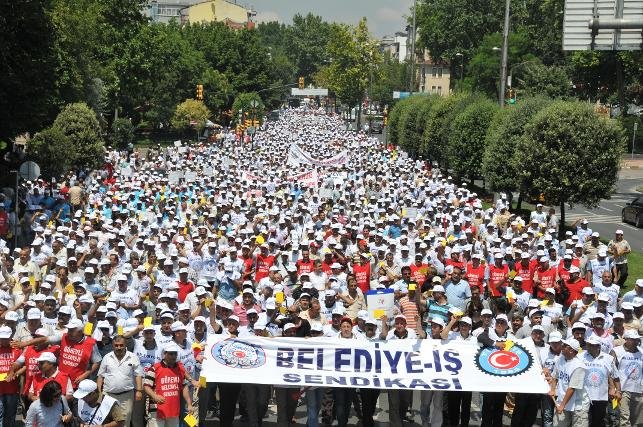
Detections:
[610, 329, 641, 426]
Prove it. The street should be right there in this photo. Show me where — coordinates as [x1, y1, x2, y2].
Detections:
[565, 168, 643, 250]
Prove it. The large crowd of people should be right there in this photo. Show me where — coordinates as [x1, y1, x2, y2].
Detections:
[0, 108, 640, 427]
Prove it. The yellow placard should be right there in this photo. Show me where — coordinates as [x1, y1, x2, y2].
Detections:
[453, 309, 464, 317]
[504, 340, 514, 351]
[64, 284, 74, 294]
[374, 309, 385, 320]
[540, 299, 549, 307]
[191, 342, 203, 350]
[612, 398, 618, 409]
[29, 276, 36, 289]
[408, 283, 416, 291]
[117, 325, 124, 336]
[204, 298, 213, 308]
[0, 373, 7, 382]
[83, 322, 94, 336]
[275, 292, 284, 304]
[279, 306, 287, 315]
[184, 413, 197, 427]
[199, 376, 207, 388]
[143, 317, 153, 328]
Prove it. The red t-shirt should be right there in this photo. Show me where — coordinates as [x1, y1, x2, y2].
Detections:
[565, 278, 590, 306]
[30, 369, 71, 397]
[59, 335, 96, 384]
[514, 262, 535, 294]
[296, 259, 315, 276]
[488, 264, 509, 297]
[255, 254, 275, 282]
[153, 362, 187, 419]
[0, 346, 22, 394]
[22, 345, 60, 395]
[410, 263, 429, 285]
[465, 262, 486, 293]
[352, 263, 371, 294]
[177, 281, 194, 303]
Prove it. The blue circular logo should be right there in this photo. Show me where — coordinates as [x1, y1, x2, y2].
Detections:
[475, 344, 533, 377]
[211, 339, 266, 369]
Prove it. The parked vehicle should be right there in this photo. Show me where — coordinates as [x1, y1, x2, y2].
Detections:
[622, 196, 643, 227]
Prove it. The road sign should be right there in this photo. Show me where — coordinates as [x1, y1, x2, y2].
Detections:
[19, 161, 40, 181]
[393, 91, 411, 99]
[563, 0, 643, 50]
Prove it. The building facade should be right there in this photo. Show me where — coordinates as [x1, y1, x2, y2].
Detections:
[417, 51, 451, 96]
[379, 32, 409, 63]
[145, 0, 254, 28]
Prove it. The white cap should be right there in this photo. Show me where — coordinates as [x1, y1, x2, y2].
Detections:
[432, 285, 445, 293]
[73, 379, 98, 399]
[27, 308, 42, 320]
[36, 352, 57, 363]
[0, 326, 12, 339]
[623, 330, 640, 340]
[65, 319, 84, 329]
[548, 331, 563, 343]
[563, 338, 581, 352]
[170, 321, 187, 332]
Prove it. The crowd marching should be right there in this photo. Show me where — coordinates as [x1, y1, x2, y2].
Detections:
[0, 109, 640, 427]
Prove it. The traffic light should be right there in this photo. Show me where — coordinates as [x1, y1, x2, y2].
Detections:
[298, 77, 304, 90]
[196, 84, 203, 100]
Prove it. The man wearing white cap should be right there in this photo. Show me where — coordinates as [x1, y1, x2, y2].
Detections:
[56, 318, 102, 387]
[582, 336, 620, 427]
[27, 352, 73, 400]
[74, 379, 125, 426]
[550, 338, 589, 425]
[607, 229, 630, 286]
[540, 330, 564, 427]
[610, 329, 641, 426]
[144, 343, 194, 427]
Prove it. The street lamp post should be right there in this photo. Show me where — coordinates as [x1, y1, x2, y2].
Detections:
[409, 0, 417, 93]
[498, 0, 511, 107]
[455, 53, 464, 89]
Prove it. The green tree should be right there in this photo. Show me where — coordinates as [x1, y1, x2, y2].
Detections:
[286, 13, 333, 79]
[387, 99, 407, 146]
[398, 96, 431, 156]
[28, 127, 75, 179]
[200, 69, 234, 117]
[416, 0, 505, 60]
[447, 98, 499, 181]
[322, 19, 381, 130]
[517, 101, 625, 237]
[171, 99, 211, 132]
[111, 118, 135, 149]
[370, 54, 410, 107]
[0, 0, 59, 141]
[51, 102, 104, 170]
[232, 93, 264, 125]
[465, 31, 537, 99]
[421, 93, 472, 166]
[482, 96, 552, 208]
[517, 63, 572, 99]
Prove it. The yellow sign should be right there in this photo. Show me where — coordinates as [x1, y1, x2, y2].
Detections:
[143, 317, 153, 328]
[275, 292, 284, 304]
[199, 376, 207, 388]
[117, 325, 124, 336]
[83, 322, 94, 336]
[408, 283, 416, 291]
[204, 298, 213, 308]
[374, 309, 385, 320]
[504, 340, 514, 351]
[184, 413, 198, 427]
[0, 373, 7, 382]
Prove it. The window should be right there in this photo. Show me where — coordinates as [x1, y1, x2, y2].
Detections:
[437, 86, 442, 95]
[438, 67, 443, 78]
[431, 86, 437, 93]
[431, 67, 437, 77]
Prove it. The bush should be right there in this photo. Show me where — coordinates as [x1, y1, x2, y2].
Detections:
[51, 102, 104, 170]
[28, 127, 75, 179]
[447, 98, 500, 181]
[111, 118, 135, 150]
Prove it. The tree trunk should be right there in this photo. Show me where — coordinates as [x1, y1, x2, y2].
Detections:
[616, 55, 626, 117]
[516, 191, 523, 211]
[559, 201, 566, 241]
[356, 103, 362, 133]
[506, 191, 514, 212]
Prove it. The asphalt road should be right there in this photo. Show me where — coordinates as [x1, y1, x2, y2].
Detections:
[202, 390, 519, 426]
[565, 170, 643, 251]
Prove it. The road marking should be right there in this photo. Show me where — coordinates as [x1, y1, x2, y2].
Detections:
[599, 206, 613, 212]
[615, 204, 625, 208]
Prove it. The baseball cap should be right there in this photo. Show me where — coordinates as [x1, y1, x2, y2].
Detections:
[585, 335, 601, 345]
[548, 331, 563, 343]
[563, 338, 581, 352]
[27, 308, 42, 320]
[36, 352, 57, 363]
[170, 321, 186, 332]
[73, 379, 98, 399]
[65, 319, 84, 329]
[495, 314, 508, 323]
[0, 326, 12, 339]
[432, 285, 445, 293]
[623, 330, 640, 340]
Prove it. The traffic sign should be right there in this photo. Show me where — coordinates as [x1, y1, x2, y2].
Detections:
[19, 161, 40, 181]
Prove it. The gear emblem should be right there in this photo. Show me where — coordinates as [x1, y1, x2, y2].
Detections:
[211, 338, 266, 369]
[475, 343, 533, 377]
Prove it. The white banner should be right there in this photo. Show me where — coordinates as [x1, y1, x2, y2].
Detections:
[202, 336, 549, 393]
[287, 144, 348, 167]
[287, 170, 319, 188]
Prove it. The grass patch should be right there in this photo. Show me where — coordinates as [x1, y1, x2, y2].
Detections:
[622, 251, 643, 294]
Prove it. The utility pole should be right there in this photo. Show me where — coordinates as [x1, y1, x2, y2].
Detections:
[409, 0, 417, 93]
[498, 0, 511, 107]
